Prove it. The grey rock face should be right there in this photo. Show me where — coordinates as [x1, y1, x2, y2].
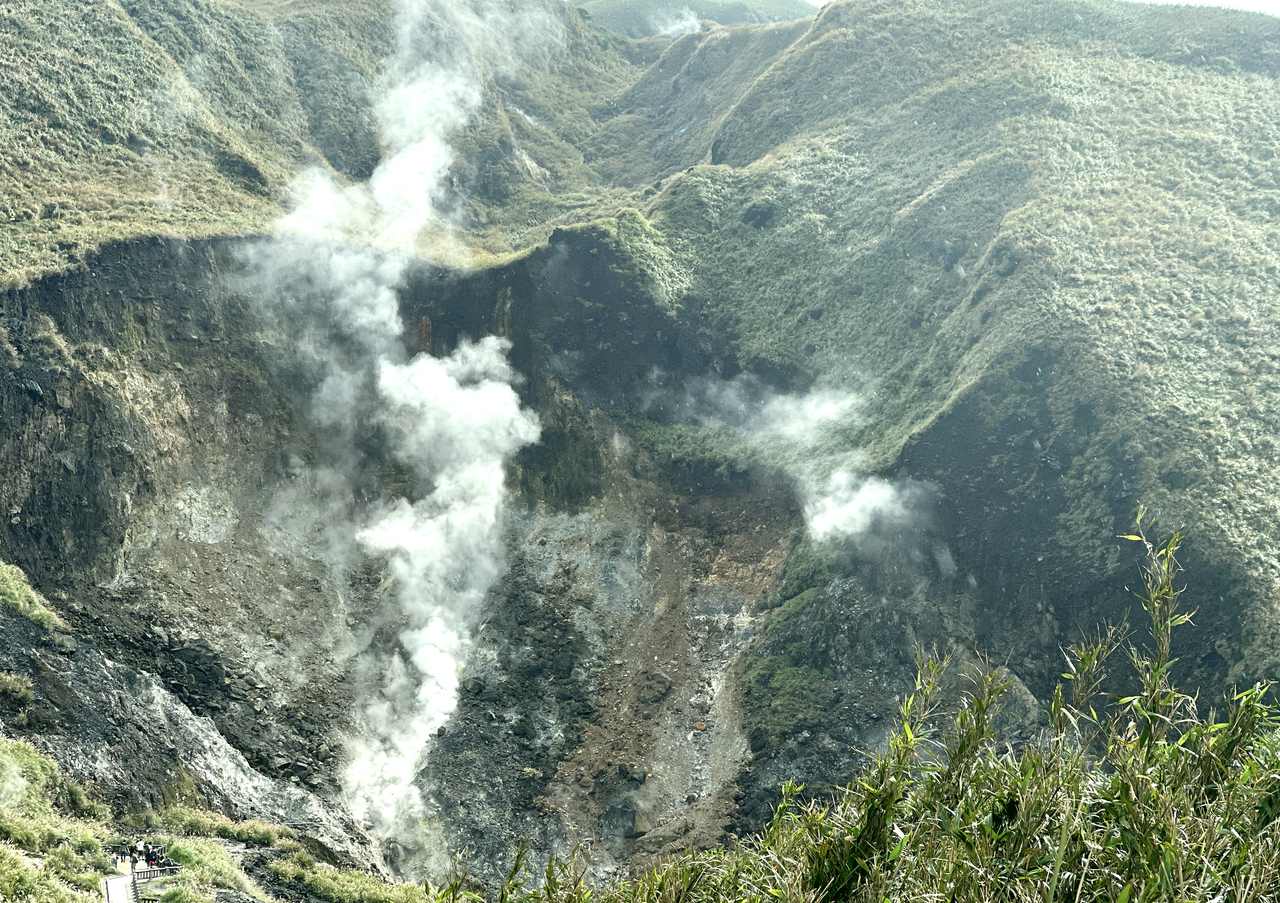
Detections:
[0, 607, 375, 866]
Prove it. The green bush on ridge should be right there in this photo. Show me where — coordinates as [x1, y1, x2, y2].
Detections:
[0, 563, 67, 633]
[157, 806, 294, 848]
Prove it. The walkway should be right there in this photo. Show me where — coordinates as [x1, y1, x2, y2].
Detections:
[102, 873, 134, 903]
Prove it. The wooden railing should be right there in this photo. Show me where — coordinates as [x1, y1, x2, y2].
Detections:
[133, 867, 180, 882]
[131, 865, 180, 898]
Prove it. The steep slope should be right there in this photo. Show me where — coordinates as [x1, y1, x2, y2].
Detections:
[0, 238, 384, 865]
[600, 0, 1280, 821]
[0, 0, 638, 285]
[0, 0, 384, 285]
[2, 0, 1279, 888]
[578, 0, 815, 36]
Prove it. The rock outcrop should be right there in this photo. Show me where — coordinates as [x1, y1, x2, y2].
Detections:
[1, 0, 1278, 886]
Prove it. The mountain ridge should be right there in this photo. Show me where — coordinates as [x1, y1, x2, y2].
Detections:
[2, 0, 1279, 890]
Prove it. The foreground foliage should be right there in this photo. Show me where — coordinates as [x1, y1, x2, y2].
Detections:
[0, 738, 110, 903]
[0, 743, 287, 903]
[275, 522, 1280, 902]
[6, 522, 1280, 902]
[485, 522, 1280, 902]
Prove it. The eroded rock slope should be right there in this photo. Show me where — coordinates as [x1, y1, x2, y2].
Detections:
[2, 0, 1279, 885]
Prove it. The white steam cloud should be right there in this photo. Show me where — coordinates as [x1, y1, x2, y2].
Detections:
[753, 389, 925, 549]
[651, 8, 702, 36]
[806, 474, 912, 542]
[243, 0, 559, 854]
[651, 374, 935, 553]
[344, 342, 539, 835]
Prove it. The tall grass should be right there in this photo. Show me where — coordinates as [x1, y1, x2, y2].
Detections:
[8, 520, 1280, 903]
[0, 739, 112, 903]
[482, 517, 1278, 902]
[0, 563, 66, 632]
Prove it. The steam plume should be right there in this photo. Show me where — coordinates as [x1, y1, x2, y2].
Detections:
[243, 0, 558, 854]
[651, 8, 702, 36]
[650, 373, 935, 553]
[343, 341, 539, 836]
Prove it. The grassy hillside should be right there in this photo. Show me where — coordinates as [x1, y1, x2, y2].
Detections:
[0, 735, 298, 903]
[0, 0, 389, 285]
[628, 0, 1280, 678]
[0, 0, 639, 285]
[556, 0, 1280, 821]
[5, 0, 1280, 881]
[0, 738, 113, 903]
[578, 0, 815, 36]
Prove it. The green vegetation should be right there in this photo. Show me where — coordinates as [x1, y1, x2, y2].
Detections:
[147, 806, 302, 903]
[0, 0, 287, 284]
[0, 563, 66, 632]
[7, 524, 1280, 901]
[5, 0, 1280, 896]
[162, 836, 271, 902]
[0, 324, 20, 370]
[592, 209, 690, 311]
[269, 851, 440, 903]
[241, 524, 1280, 900]
[0, 672, 34, 708]
[0, 845, 93, 903]
[0, 741, 292, 903]
[625, 420, 752, 490]
[0, 0, 639, 285]
[157, 806, 293, 848]
[578, 0, 814, 36]
[620, 0, 1280, 698]
[0, 739, 111, 902]
[494, 523, 1280, 902]
[739, 587, 835, 748]
[6, 0, 1278, 645]
[157, 888, 212, 903]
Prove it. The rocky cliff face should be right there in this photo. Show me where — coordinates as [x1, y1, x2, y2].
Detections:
[2, 0, 1279, 888]
[2, 239, 360, 806]
[0, 224, 796, 878]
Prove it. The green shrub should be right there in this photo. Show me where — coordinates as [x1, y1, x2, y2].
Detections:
[163, 836, 271, 901]
[0, 673, 33, 708]
[0, 844, 95, 903]
[42, 844, 111, 893]
[508, 519, 1280, 903]
[158, 806, 291, 847]
[269, 853, 435, 903]
[159, 888, 213, 903]
[0, 564, 66, 633]
[0, 739, 116, 901]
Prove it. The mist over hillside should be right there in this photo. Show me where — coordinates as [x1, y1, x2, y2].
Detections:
[1, 0, 1279, 899]
[576, 0, 817, 36]
[1133, 0, 1277, 12]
